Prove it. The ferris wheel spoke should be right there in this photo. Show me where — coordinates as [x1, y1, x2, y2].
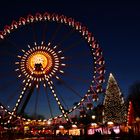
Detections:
[63, 72, 90, 83]
[44, 85, 53, 118]
[7, 79, 31, 123]
[20, 83, 35, 115]
[50, 23, 62, 43]
[57, 29, 74, 46]
[0, 78, 18, 94]
[68, 63, 90, 70]
[31, 24, 38, 43]
[42, 23, 48, 43]
[63, 40, 82, 52]
[0, 51, 16, 57]
[8, 79, 31, 123]
[53, 85, 69, 110]
[0, 71, 17, 79]
[0, 63, 15, 70]
[66, 51, 91, 60]
[34, 85, 40, 119]
[5, 83, 24, 108]
[47, 80, 70, 122]
[14, 81, 31, 113]
[4, 38, 22, 51]
[56, 77, 82, 98]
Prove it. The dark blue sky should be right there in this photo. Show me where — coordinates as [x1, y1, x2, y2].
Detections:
[0, 0, 140, 118]
[0, 0, 139, 97]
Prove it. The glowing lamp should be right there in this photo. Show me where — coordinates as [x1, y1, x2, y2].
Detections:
[107, 121, 114, 125]
[47, 120, 51, 125]
[59, 125, 64, 129]
[91, 123, 97, 128]
[92, 115, 96, 120]
[72, 124, 77, 128]
[27, 51, 53, 75]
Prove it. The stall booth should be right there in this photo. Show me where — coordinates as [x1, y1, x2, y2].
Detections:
[56, 125, 68, 135]
[69, 128, 81, 136]
[87, 123, 102, 135]
[87, 122, 120, 135]
[56, 124, 84, 136]
[68, 124, 84, 136]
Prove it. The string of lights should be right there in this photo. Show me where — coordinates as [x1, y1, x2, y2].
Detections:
[103, 73, 126, 124]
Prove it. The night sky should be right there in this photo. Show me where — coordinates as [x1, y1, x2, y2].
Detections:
[0, 0, 140, 118]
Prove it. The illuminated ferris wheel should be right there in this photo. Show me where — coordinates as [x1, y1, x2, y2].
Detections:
[0, 12, 105, 124]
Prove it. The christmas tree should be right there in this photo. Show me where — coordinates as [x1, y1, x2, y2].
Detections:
[103, 73, 126, 124]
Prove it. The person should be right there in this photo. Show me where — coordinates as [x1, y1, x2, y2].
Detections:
[128, 128, 134, 140]
[110, 129, 116, 137]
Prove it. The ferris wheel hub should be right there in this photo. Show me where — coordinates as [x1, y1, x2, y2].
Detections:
[18, 43, 64, 82]
[27, 51, 53, 75]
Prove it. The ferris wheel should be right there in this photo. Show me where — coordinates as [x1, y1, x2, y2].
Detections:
[0, 12, 105, 125]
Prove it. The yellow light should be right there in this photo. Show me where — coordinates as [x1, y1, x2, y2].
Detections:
[72, 124, 77, 128]
[30, 53, 48, 68]
[59, 125, 64, 129]
[47, 120, 51, 125]
[92, 115, 96, 120]
[26, 51, 53, 75]
[91, 123, 97, 127]
[107, 121, 114, 125]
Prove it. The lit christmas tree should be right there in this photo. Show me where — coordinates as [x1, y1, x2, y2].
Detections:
[103, 73, 126, 124]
